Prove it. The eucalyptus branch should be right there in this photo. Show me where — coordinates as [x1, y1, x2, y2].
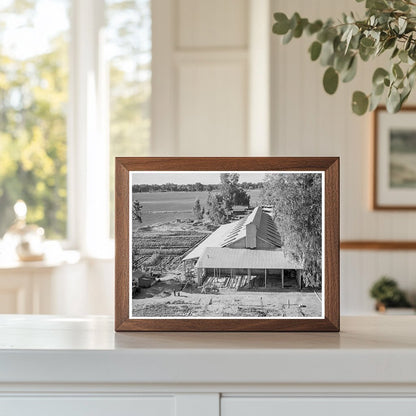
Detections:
[272, 0, 416, 115]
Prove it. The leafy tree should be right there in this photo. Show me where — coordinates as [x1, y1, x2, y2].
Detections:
[219, 173, 250, 209]
[0, 2, 69, 238]
[193, 198, 204, 220]
[107, 0, 151, 236]
[0, 0, 152, 239]
[206, 192, 228, 224]
[132, 200, 143, 222]
[261, 173, 322, 287]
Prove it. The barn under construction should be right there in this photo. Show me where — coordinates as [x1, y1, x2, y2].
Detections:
[182, 207, 303, 291]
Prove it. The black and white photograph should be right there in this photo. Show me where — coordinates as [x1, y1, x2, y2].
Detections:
[129, 171, 324, 319]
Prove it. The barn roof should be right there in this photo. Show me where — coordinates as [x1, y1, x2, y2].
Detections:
[195, 247, 302, 270]
[182, 222, 236, 261]
[183, 207, 281, 261]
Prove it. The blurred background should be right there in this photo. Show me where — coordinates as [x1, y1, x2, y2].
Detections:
[0, 0, 415, 316]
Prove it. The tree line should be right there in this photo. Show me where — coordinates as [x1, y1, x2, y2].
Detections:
[133, 173, 252, 225]
[132, 181, 262, 193]
[261, 173, 322, 288]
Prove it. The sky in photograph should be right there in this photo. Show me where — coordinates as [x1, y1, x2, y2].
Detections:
[131, 171, 268, 185]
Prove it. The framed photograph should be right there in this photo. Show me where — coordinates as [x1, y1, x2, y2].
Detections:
[373, 106, 416, 209]
[115, 157, 339, 331]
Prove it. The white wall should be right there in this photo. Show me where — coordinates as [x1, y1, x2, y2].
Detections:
[152, 0, 251, 156]
[270, 0, 416, 313]
[150, 0, 416, 315]
[55, 0, 416, 317]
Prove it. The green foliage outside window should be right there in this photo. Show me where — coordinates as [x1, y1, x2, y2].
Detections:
[0, 0, 69, 238]
[107, 0, 151, 237]
[0, 0, 151, 240]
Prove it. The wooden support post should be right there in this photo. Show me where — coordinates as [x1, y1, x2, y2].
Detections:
[297, 270, 302, 291]
[265, 269, 267, 288]
[281, 269, 284, 289]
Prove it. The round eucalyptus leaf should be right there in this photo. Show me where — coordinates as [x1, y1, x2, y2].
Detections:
[293, 18, 308, 38]
[334, 52, 351, 72]
[372, 67, 389, 86]
[323, 67, 339, 95]
[317, 29, 328, 43]
[290, 12, 301, 30]
[320, 41, 335, 66]
[359, 44, 375, 62]
[387, 88, 401, 113]
[369, 92, 383, 112]
[282, 29, 293, 44]
[400, 88, 411, 106]
[309, 41, 322, 61]
[342, 56, 357, 83]
[307, 20, 323, 35]
[360, 37, 375, 48]
[273, 13, 290, 34]
[393, 63, 404, 79]
[399, 50, 408, 63]
[352, 91, 369, 115]
[373, 82, 385, 96]
[384, 37, 396, 50]
[391, 47, 399, 59]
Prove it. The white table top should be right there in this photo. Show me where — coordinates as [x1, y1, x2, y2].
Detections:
[0, 315, 415, 386]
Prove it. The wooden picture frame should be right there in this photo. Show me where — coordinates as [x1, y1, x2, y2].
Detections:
[373, 106, 416, 210]
[115, 157, 339, 332]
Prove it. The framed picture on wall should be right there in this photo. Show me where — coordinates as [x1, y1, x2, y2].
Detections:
[374, 106, 416, 209]
[115, 157, 339, 332]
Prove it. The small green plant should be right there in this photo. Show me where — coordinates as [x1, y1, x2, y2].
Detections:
[369, 276, 411, 308]
[272, 0, 416, 115]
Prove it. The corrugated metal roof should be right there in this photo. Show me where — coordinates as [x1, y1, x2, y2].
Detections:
[183, 207, 282, 261]
[183, 222, 236, 261]
[195, 247, 302, 270]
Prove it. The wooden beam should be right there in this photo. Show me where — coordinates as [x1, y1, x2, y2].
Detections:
[340, 241, 416, 250]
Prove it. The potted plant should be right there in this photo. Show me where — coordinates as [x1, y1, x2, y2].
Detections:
[369, 276, 413, 312]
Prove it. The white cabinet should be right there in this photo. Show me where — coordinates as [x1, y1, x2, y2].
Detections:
[1, 397, 175, 416]
[0, 254, 114, 315]
[0, 316, 416, 416]
[0, 252, 83, 314]
[222, 398, 416, 416]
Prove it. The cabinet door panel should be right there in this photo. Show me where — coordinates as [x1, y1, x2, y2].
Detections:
[221, 397, 416, 416]
[0, 396, 174, 416]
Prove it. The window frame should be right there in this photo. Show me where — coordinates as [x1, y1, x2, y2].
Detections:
[0, 0, 153, 258]
[67, 0, 111, 257]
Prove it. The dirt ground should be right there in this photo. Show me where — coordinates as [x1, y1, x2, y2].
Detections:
[132, 279, 322, 318]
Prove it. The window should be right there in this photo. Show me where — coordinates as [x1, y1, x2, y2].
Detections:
[0, 0, 151, 251]
[0, 0, 70, 239]
[106, 0, 151, 237]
